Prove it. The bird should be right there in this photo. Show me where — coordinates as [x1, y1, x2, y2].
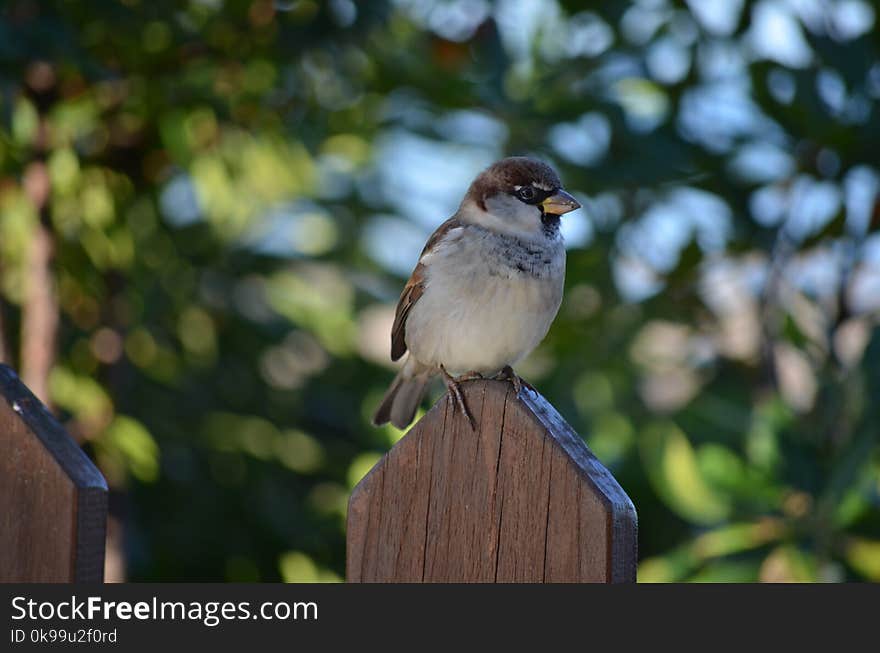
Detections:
[372, 156, 580, 430]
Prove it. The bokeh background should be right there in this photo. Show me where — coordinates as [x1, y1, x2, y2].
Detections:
[1, 0, 879, 582]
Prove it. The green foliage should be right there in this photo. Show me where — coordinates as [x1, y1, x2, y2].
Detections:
[0, 0, 879, 582]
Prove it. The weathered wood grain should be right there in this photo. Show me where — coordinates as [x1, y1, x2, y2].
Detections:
[0, 364, 108, 582]
[347, 379, 637, 583]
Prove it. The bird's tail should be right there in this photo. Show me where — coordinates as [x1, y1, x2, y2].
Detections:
[372, 357, 431, 429]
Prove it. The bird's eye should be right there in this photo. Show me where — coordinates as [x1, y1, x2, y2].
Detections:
[516, 186, 536, 202]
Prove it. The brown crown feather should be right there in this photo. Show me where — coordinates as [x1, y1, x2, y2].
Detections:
[464, 157, 562, 210]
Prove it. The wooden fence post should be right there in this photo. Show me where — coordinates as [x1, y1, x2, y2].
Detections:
[0, 364, 108, 582]
[347, 379, 637, 582]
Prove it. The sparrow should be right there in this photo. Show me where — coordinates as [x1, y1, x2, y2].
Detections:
[372, 156, 580, 430]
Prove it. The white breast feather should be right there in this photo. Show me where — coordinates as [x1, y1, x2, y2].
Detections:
[406, 224, 564, 376]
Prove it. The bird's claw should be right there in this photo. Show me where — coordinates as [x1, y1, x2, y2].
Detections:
[494, 365, 535, 397]
[441, 366, 477, 430]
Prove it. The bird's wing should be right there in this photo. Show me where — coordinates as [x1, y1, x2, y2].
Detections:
[390, 217, 463, 361]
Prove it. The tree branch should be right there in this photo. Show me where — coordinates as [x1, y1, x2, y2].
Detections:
[21, 162, 58, 405]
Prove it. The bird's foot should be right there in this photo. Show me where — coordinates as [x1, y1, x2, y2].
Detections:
[440, 365, 477, 430]
[493, 365, 535, 397]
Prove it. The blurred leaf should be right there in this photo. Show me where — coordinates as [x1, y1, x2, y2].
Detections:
[12, 97, 39, 146]
[638, 549, 697, 583]
[264, 266, 357, 355]
[641, 422, 731, 524]
[745, 396, 790, 472]
[275, 430, 325, 474]
[99, 415, 160, 484]
[691, 520, 785, 559]
[278, 550, 341, 583]
[844, 538, 880, 581]
[347, 451, 383, 489]
[688, 561, 759, 583]
[759, 546, 816, 583]
[49, 366, 113, 431]
[697, 444, 745, 491]
[587, 410, 634, 465]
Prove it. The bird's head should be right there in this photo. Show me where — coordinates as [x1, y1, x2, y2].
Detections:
[461, 156, 580, 239]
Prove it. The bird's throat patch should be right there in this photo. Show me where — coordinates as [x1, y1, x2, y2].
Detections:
[541, 211, 561, 233]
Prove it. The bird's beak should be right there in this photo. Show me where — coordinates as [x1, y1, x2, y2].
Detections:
[541, 189, 580, 215]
